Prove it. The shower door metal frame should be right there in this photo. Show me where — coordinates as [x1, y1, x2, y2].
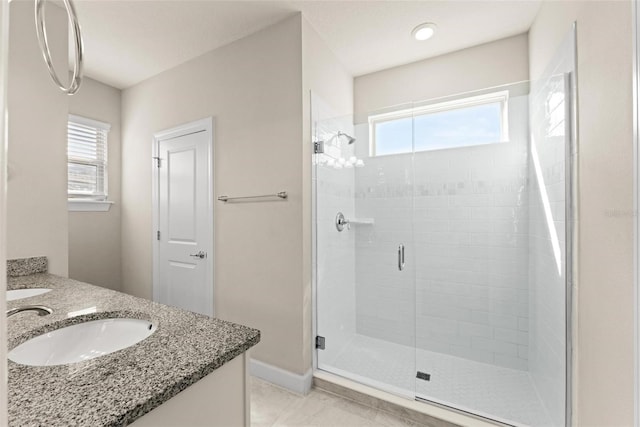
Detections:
[310, 91, 319, 375]
[566, 23, 578, 427]
[633, 3, 640, 425]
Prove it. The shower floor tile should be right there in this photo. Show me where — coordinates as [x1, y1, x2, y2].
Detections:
[321, 334, 553, 427]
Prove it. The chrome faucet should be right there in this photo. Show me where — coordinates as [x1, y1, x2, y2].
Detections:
[7, 305, 53, 317]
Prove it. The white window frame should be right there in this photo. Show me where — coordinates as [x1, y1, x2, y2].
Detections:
[67, 114, 113, 212]
[368, 90, 510, 156]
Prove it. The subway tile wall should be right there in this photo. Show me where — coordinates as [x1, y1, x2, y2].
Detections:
[352, 94, 531, 370]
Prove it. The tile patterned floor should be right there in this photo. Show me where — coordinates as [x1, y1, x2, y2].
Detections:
[320, 335, 553, 427]
[251, 377, 422, 427]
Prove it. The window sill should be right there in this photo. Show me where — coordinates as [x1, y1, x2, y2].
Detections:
[68, 200, 114, 212]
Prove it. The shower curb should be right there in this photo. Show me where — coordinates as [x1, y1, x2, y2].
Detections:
[313, 374, 468, 427]
[313, 370, 510, 427]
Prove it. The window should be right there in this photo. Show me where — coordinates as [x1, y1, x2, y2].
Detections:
[67, 115, 110, 201]
[369, 91, 509, 156]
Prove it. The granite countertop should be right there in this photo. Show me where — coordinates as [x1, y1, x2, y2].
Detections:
[7, 272, 261, 427]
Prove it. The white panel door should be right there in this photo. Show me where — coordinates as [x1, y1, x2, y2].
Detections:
[156, 126, 212, 316]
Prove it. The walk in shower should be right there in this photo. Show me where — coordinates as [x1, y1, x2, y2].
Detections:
[313, 30, 575, 427]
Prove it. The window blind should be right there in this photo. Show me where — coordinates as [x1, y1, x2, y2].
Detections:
[67, 115, 111, 200]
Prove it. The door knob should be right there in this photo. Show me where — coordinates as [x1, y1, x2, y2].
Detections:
[189, 251, 207, 259]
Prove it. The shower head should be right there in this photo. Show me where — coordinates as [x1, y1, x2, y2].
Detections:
[337, 131, 356, 144]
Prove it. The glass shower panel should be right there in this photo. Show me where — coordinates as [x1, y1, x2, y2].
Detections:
[524, 26, 576, 427]
[314, 109, 416, 397]
[412, 77, 572, 427]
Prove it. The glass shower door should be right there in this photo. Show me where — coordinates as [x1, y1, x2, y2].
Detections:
[314, 111, 416, 398]
[411, 79, 570, 427]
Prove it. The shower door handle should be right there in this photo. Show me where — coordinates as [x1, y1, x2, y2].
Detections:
[398, 244, 405, 271]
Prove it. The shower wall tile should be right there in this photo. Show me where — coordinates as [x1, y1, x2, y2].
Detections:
[490, 313, 519, 330]
[357, 314, 415, 347]
[494, 353, 528, 371]
[518, 345, 529, 360]
[448, 344, 494, 365]
[471, 336, 518, 357]
[518, 317, 529, 332]
[416, 337, 451, 355]
[471, 310, 490, 325]
[459, 322, 492, 338]
[493, 327, 527, 345]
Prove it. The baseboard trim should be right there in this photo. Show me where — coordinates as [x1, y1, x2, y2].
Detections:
[250, 358, 313, 395]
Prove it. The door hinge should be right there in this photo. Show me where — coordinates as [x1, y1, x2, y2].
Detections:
[157, 230, 160, 240]
[315, 335, 325, 350]
[153, 156, 161, 167]
[313, 141, 324, 154]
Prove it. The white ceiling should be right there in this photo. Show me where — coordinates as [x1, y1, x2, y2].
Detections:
[72, 0, 541, 89]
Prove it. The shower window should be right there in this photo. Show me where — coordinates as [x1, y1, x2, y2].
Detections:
[369, 90, 508, 156]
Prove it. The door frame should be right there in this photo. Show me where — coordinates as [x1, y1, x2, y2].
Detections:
[152, 117, 215, 315]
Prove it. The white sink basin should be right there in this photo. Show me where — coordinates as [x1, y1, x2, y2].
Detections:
[9, 318, 156, 366]
[7, 288, 51, 301]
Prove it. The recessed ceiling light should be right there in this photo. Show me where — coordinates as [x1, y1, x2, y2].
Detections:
[412, 23, 437, 41]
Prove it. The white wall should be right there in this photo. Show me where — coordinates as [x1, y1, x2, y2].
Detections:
[354, 34, 529, 118]
[121, 13, 354, 380]
[529, 1, 634, 425]
[7, 0, 68, 276]
[121, 15, 307, 375]
[69, 77, 122, 291]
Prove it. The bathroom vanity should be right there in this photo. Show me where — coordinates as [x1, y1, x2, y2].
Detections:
[6, 258, 260, 426]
